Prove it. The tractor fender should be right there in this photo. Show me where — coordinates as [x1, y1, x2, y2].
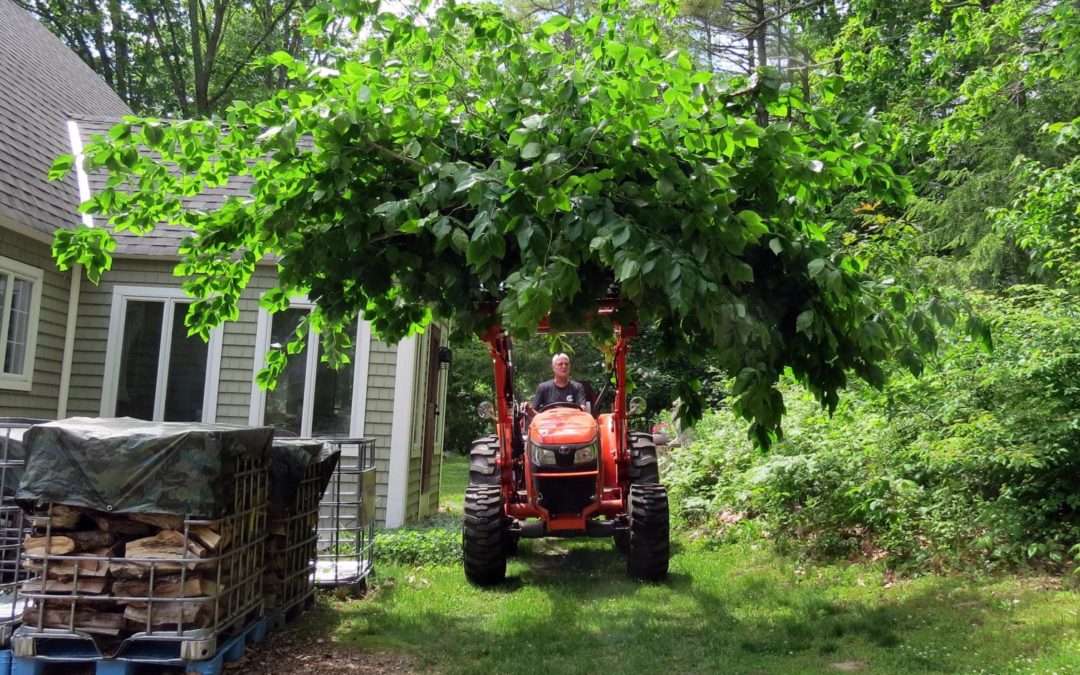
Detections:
[596, 413, 619, 487]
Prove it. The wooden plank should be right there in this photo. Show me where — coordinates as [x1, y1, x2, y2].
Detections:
[23, 545, 112, 579]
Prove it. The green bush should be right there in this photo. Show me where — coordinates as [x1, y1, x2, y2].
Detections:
[667, 287, 1080, 572]
[376, 524, 463, 567]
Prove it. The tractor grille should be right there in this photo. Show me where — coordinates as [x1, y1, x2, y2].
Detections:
[536, 475, 596, 515]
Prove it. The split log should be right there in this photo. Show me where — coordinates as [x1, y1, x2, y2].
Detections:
[28, 505, 83, 529]
[66, 530, 116, 551]
[90, 514, 155, 536]
[112, 575, 217, 600]
[24, 535, 75, 555]
[23, 545, 112, 579]
[123, 601, 210, 627]
[23, 606, 125, 636]
[21, 577, 108, 594]
[125, 530, 207, 560]
[128, 513, 185, 530]
[189, 525, 221, 551]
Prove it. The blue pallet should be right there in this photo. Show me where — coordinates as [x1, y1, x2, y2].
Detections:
[11, 617, 266, 675]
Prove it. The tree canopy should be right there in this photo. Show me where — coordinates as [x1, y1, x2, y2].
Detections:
[49, 0, 982, 446]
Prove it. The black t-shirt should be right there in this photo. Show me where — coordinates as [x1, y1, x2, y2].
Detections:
[532, 379, 588, 409]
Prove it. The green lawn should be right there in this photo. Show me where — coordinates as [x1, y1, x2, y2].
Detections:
[307, 457, 1080, 674]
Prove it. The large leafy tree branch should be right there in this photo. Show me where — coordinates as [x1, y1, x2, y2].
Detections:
[51, 0, 977, 446]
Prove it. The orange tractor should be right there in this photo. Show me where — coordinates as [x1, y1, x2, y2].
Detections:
[463, 304, 669, 584]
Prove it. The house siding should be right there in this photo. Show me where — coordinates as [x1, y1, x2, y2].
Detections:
[365, 339, 397, 526]
[0, 227, 69, 419]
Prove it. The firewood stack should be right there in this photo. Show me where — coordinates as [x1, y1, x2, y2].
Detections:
[13, 418, 271, 648]
[263, 439, 339, 618]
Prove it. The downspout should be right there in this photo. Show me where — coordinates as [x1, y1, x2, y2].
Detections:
[57, 120, 93, 419]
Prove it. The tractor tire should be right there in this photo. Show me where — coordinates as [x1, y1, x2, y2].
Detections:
[626, 483, 670, 581]
[628, 432, 660, 484]
[463, 485, 508, 585]
[468, 435, 500, 486]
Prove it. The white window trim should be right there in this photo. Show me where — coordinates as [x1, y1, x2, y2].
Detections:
[248, 301, 371, 439]
[0, 255, 44, 392]
[100, 286, 223, 422]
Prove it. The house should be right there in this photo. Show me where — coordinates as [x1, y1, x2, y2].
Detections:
[0, 0, 447, 527]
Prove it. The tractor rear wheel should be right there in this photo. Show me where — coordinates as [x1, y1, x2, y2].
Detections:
[628, 432, 660, 484]
[626, 483, 669, 581]
[463, 485, 508, 585]
[468, 435, 500, 486]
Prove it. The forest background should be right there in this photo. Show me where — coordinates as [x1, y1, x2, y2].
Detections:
[25, 0, 1080, 575]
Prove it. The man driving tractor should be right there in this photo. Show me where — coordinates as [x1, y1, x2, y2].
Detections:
[531, 353, 588, 410]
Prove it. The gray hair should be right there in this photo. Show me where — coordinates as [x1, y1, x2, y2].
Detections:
[551, 352, 571, 365]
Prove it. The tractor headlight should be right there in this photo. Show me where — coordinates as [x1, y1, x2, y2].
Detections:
[531, 446, 557, 466]
[573, 444, 596, 464]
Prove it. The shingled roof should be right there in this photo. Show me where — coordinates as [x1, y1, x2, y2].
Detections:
[73, 116, 258, 258]
[0, 0, 131, 239]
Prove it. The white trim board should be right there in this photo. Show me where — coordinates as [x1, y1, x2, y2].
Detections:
[385, 335, 418, 529]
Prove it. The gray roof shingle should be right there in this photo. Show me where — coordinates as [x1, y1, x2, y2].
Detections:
[0, 0, 131, 239]
[73, 116, 258, 258]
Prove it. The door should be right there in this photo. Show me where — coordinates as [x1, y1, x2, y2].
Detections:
[418, 326, 442, 517]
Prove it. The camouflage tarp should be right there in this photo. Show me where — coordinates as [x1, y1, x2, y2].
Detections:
[268, 438, 326, 509]
[317, 444, 341, 497]
[16, 417, 272, 518]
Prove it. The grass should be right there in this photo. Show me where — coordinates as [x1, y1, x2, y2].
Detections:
[308, 456, 1080, 674]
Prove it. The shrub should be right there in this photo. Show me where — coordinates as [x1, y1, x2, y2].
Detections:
[667, 287, 1080, 572]
[376, 522, 463, 567]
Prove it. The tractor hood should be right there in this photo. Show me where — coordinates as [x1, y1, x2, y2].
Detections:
[529, 407, 598, 446]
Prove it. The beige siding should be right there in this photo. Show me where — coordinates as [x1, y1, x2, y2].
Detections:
[365, 339, 397, 526]
[0, 228, 70, 419]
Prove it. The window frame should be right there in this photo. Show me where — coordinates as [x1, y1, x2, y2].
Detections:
[0, 255, 44, 391]
[249, 301, 370, 438]
[100, 286, 223, 422]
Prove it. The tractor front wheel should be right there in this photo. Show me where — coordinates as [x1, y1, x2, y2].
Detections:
[468, 435, 500, 486]
[626, 483, 670, 581]
[628, 431, 660, 484]
[463, 485, 508, 585]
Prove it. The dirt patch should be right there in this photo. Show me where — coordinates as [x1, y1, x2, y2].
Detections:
[231, 633, 416, 674]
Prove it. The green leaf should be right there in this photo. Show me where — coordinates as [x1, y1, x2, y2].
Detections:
[538, 15, 570, 35]
[737, 210, 767, 236]
[48, 154, 74, 181]
[521, 143, 543, 160]
[796, 309, 815, 334]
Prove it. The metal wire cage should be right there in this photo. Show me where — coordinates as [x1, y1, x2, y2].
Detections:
[315, 438, 376, 588]
[0, 418, 44, 644]
[13, 452, 267, 661]
[264, 456, 321, 621]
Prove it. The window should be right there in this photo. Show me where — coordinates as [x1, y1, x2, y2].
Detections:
[102, 288, 222, 422]
[0, 256, 43, 391]
[251, 304, 368, 438]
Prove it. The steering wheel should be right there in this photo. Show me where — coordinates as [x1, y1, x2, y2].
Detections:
[537, 401, 584, 413]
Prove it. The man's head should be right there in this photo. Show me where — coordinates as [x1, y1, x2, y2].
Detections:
[551, 353, 571, 386]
